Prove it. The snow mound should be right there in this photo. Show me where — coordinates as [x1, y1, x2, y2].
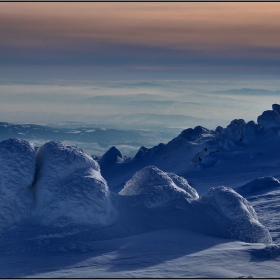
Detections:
[0, 139, 35, 230]
[257, 104, 280, 129]
[33, 141, 118, 226]
[119, 166, 198, 207]
[98, 146, 123, 167]
[235, 177, 280, 196]
[200, 186, 272, 243]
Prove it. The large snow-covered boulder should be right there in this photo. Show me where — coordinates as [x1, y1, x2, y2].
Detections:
[0, 139, 36, 230]
[119, 166, 198, 208]
[257, 104, 280, 130]
[235, 177, 280, 196]
[33, 141, 118, 226]
[200, 186, 272, 243]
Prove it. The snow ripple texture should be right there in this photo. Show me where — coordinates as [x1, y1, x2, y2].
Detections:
[0, 139, 35, 230]
[33, 141, 118, 226]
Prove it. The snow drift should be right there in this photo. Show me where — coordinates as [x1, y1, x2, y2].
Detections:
[33, 141, 118, 226]
[236, 177, 280, 196]
[119, 165, 198, 207]
[0, 139, 35, 230]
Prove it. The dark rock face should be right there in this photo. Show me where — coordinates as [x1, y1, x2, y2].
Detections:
[98, 146, 123, 167]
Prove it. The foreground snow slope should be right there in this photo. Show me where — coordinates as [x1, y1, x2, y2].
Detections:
[0, 228, 279, 278]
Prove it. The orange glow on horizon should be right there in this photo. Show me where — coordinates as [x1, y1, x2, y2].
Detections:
[1, 2, 280, 52]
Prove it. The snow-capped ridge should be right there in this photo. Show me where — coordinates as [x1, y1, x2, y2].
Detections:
[257, 104, 280, 130]
[218, 119, 262, 151]
[134, 146, 150, 159]
[179, 126, 214, 142]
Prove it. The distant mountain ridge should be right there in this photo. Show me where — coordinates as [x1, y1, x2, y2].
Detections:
[213, 88, 280, 95]
[0, 122, 144, 147]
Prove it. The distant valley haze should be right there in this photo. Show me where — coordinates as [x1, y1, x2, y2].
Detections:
[0, 2, 280, 154]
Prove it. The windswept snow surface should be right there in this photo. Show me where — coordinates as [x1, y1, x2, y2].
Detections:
[1, 104, 280, 277]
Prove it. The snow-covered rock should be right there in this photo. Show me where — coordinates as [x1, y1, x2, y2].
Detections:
[200, 186, 272, 243]
[33, 141, 118, 226]
[235, 177, 280, 196]
[0, 139, 36, 230]
[192, 146, 220, 168]
[119, 166, 198, 208]
[218, 119, 262, 150]
[257, 104, 280, 130]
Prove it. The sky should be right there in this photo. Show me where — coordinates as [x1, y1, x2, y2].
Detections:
[0, 2, 280, 133]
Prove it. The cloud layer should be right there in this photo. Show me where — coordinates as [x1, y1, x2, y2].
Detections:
[1, 2, 280, 74]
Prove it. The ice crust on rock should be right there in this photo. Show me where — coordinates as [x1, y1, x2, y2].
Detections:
[33, 141, 118, 226]
[0, 139, 36, 230]
[235, 177, 280, 196]
[200, 186, 272, 243]
[119, 165, 199, 207]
